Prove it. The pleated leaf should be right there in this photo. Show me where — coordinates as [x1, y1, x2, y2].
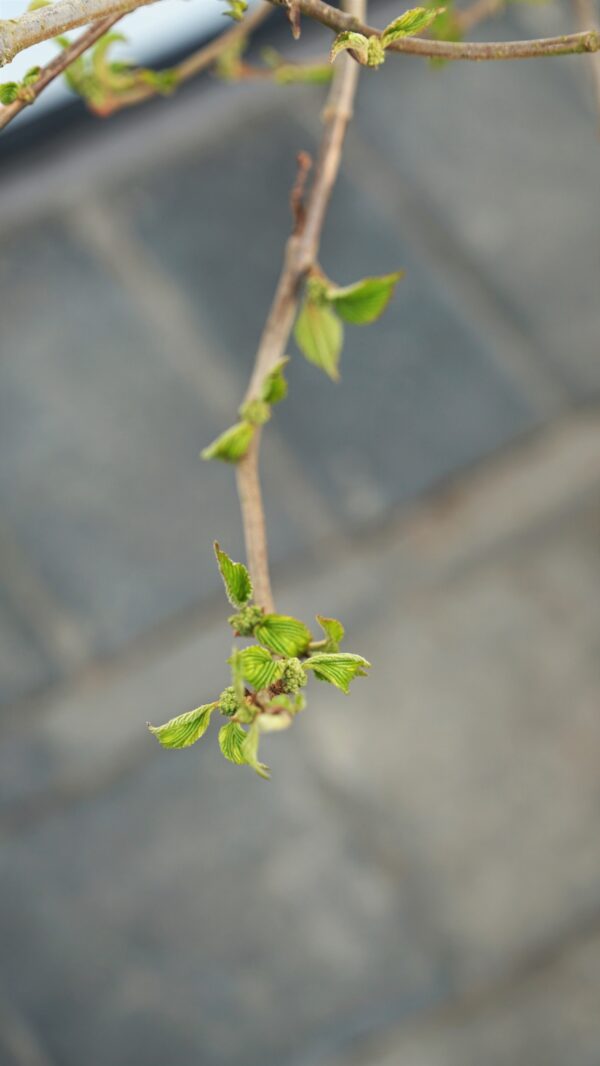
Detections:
[382, 7, 445, 46]
[219, 720, 248, 764]
[315, 615, 345, 652]
[255, 614, 312, 657]
[148, 702, 217, 749]
[214, 543, 253, 608]
[304, 653, 371, 694]
[237, 645, 282, 690]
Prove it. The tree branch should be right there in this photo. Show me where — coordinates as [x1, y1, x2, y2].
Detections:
[235, 0, 363, 611]
[0, 0, 157, 67]
[0, 14, 123, 131]
[3, 0, 600, 68]
[267, 0, 600, 60]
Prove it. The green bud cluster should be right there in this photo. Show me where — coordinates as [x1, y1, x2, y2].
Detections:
[228, 604, 264, 636]
[280, 657, 307, 694]
[219, 685, 239, 717]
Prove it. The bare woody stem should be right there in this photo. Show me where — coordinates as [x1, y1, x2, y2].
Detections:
[0, 0, 156, 66]
[0, 14, 123, 131]
[235, 0, 363, 611]
[3, 0, 600, 68]
[267, 0, 600, 60]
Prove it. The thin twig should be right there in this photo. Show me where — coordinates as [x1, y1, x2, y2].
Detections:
[235, 0, 364, 611]
[266, 0, 600, 60]
[0, 14, 123, 131]
[573, 0, 600, 130]
[98, 1, 272, 116]
[3, 0, 600, 67]
[0, 0, 156, 66]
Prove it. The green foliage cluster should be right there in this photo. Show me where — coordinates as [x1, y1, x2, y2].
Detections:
[330, 6, 447, 67]
[56, 31, 178, 111]
[0, 66, 40, 105]
[294, 269, 404, 380]
[148, 545, 370, 778]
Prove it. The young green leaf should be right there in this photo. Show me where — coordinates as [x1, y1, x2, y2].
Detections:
[330, 31, 370, 65]
[214, 542, 253, 608]
[219, 720, 248, 764]
[238, 399, 271, 426]
[201, 420, 255, 462]
[241, 722, 271, 778]
[294, 297, 343, 380]
[381, 7, 445, 47]
[261, 358, 289, 405]
[22, 66, 41, 87]
[0, 83, 19, 104]
[304, 652, 371, 694]
[236, 645, 282, 690]
[327, 271, 404, 325]
[148, 702, 217, 749]
[315, 615, 345, 652]
[221, 0, 248, 20]
[255, 614, 312, 657]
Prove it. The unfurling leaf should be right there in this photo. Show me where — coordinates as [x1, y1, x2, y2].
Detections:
[330, 31, 370, 65]
[261, 358, 289, 405]
[315, 615, 345, 652]
[219, 720, 248, 763]
[22, 66, 41, 87]
[294, 298, 343, 380]
[201, 420, 255, 462]
[214, 542, 253, 608]
[148, 702, 217, 749]
[304, 652, 371, 693]
[221, 0, 248, 20]
[236, 645, 282, 690]
[238, 399, 271, 426]
[0, 83, 19, 104]
[241, 722, 270, 778]
[255, 614, 312, 657]
[327, 271, 404, 325]
[381, 6, 445, 46]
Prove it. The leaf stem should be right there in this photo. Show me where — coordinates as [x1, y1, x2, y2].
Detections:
[235, 0, 364, 611]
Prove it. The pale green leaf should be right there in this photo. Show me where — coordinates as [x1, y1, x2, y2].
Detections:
[0, 83, 19, 104]
[219, 720, 248, 764]
[255, 614, 312, 657]
[315, 615, 345, 652]
[330, 31, 369, 64]
[261, 358, 289, 405]
[238, 399, 271, 425]
[236, 645, 282, 690]
[294, 298, 343, 380]
[214, 542, 253, 608]
[221, 0, 248, 20]
[304, 652, 371, 694]
[382, 6, 445, 46]
[241, 722, 270, 778]
[327, 272, 404, 324]
[201, 420, 255, 462]
[148, 702, 216, 749]
[257, 709, 293, 732]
